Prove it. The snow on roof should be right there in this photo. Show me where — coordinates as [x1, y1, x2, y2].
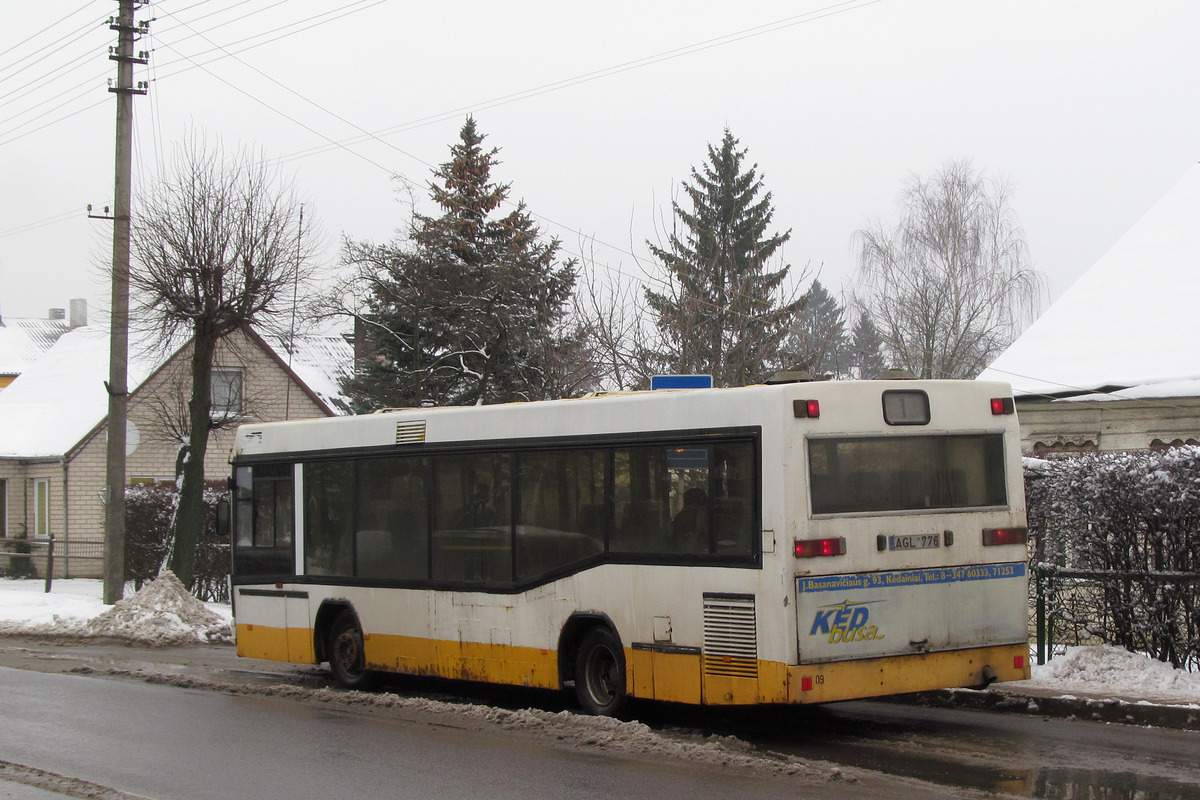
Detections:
[0, 326, 164, 458]
[263, 331, 354, 415]
[0, 324, 353, 458]
[979, 163, 1200, 398]
[0, 316, 69, 377]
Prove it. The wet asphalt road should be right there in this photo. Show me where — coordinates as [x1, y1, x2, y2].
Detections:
[0, 639, 1197, 800]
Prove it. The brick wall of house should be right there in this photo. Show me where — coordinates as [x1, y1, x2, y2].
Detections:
[8, 329, 333, 578]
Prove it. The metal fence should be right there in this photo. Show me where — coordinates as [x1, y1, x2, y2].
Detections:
[0, 537, 107, 590]
[1031, 565, 1200, 670]
[0, 537, 55, 591]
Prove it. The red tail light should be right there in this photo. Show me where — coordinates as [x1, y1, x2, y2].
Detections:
[991, 397, 1015, 415]
[793, 399, 820, 419]
[794, 536, 846, 558]
[982, 527, 1028, 546]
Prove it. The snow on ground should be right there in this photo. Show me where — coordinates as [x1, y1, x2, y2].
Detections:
[0, 574, 232, 645]
[0, 577, 1197, 706]
[1027, 644, 1200, 706]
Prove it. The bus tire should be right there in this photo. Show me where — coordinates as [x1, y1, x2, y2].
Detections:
[328, 610, 380, 690]
[574, 627, 627, 716]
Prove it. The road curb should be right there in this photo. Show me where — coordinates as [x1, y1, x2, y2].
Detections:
[892, 687, 1200, 730]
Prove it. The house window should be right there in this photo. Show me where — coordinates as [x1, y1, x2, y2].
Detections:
[211, 368, 244, 419]
[33, 478, 49, 538]
[0, 478, 7, 537]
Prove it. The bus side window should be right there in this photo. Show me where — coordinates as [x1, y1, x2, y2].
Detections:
[515, 449, 605, 582]
[303, 460, 354, 576]
[715, 497, 750, 554]
[616, 500, 667, 551]
[432, 453, 512, 584]
[611, 447, 670, 553]
[232, 463, 295, 578]
[354, 457, 429, 581]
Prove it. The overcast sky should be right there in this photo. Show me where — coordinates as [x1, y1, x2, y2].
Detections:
[2, 0, 1197, 324]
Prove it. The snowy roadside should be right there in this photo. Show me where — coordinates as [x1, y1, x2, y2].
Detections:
[0, 577, 1197, 712]
[0, 574, 232, 646]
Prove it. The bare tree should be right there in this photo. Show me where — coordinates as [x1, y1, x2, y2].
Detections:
[853, 160, 1045, 379]
[129, 134, 315, 589]
[570, 237, 659, 391]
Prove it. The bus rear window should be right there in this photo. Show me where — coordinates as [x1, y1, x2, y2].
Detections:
[808, 434, 1006, 514]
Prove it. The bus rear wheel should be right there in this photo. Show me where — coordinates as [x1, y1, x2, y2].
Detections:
[574, 627, 627, 716]
[328, 610, 379, 690]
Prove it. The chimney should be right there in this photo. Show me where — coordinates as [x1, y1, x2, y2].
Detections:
[69, 298, 87, 329]
[48, 308, 65, 321]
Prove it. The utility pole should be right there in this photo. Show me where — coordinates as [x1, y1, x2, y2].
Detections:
[103, 0, 148, 605]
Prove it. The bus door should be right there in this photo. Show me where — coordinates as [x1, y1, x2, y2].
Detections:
[232, 463, 310, 663]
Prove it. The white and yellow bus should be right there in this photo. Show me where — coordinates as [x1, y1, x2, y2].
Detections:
[229, 379, 1030, 714]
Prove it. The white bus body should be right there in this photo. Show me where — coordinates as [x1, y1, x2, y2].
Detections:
[229, 380, 1030, 710]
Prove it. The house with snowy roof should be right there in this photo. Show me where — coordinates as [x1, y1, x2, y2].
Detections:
[0, 300, 88, 390]
[0, 323, 352, 577]
[979, 163, 1200, 454]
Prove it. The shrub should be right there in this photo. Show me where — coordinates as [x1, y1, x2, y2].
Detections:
[125, 481, 230, 603]
[1026, 448, 1200, 669]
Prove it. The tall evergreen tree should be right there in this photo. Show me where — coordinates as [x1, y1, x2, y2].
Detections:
[644, 129, 804, 387]
[340, 117, 583, 409]
[850, 313, 886, 379]
[781, 279, 850, 378]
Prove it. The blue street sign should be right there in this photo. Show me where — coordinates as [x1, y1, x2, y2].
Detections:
[651, 374, 713, 390]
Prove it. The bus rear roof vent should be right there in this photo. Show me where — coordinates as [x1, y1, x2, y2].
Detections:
[765, 369, 816, 385]
[874, 368, 917, 380]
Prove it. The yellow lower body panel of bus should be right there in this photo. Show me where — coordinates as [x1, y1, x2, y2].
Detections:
[238, 623, 1029, 706]
[783, 643, 1031, 705]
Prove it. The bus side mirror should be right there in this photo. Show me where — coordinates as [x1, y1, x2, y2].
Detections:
[215, 500, 231, 539]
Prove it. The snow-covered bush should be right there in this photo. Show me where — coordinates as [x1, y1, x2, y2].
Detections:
[125, 481, 230, 603]
[1026, 448, 1200, 669]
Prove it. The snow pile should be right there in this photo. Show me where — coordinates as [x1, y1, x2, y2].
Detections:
[1027, 645, 1200, 705]
[0, 574, 232, 646]
[78, 572, 231, 645]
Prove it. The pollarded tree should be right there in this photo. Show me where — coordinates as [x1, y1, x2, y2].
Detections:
[644, 129, 805, 387]
[853, 159, 1045, 379]
[129, 134, 315, 589]
[340, 117, 584, 409]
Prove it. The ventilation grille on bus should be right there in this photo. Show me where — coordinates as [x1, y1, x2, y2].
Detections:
[703, 593, 758, 679]
[395, 420, 426, 444]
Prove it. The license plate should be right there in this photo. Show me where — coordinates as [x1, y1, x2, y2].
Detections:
[889, 534, 941, 551]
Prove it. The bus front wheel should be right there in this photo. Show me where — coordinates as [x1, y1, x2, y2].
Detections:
[574, 627, 627, 716]
[328, 610, 379, 690]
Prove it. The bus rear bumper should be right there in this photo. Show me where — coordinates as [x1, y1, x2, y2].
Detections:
[783, 643, 1031, 704]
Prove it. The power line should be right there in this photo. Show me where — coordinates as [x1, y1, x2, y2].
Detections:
[0, 8, 108, 85]
[0, 95, 108, 148]
[0, 209, 82, 238]
[0, 0, 94, 61]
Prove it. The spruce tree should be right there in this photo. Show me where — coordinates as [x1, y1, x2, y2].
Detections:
[341, 117, 581, 409]
[850, 313, 886, 379]
[781, 279, 850, 378]
[644, 129, 803, 387]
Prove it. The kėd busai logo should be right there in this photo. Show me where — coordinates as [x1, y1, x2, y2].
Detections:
[808, 599, 885, 644]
